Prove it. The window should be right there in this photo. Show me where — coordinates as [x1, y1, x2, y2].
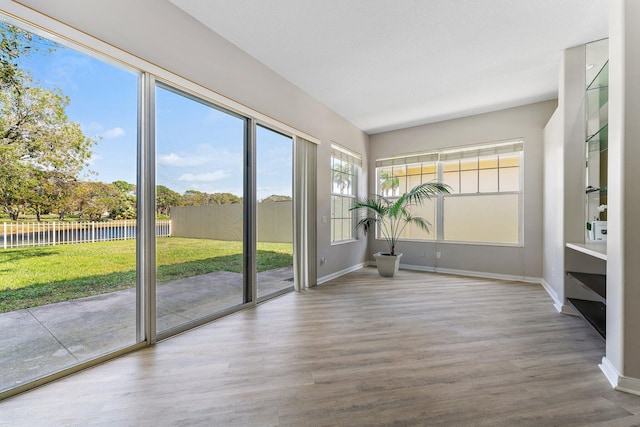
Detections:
[376, 152, 438, 240]
[375, 140, 523, 245]
[331, 144, 361, 243]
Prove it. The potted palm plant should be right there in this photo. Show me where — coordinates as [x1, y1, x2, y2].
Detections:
[350, 182, 450, 277]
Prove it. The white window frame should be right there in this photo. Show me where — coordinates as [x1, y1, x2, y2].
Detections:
[375, 139, 524, 246]
[330, 143, 361, 244]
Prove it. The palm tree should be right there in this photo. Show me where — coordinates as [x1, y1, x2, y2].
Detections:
[350, 182, 450, 256]
[378, 170, 400, 197]
[332, 163, 352, 194]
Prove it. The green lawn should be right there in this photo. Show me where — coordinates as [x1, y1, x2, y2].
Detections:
[0, 238, 292, 313]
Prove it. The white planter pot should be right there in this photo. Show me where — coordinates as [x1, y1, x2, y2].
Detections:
[373, 252, 402, 277]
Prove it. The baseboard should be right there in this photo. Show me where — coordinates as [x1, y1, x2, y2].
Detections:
[366, 262, 573, 314]
[558, 304, 578, 315]
[540, 278, 576, 314]
[399, 263, 542, 284]
[317, 263, 367, 285]
[396, 263, 435, 273]
[600, 357, 640, 396]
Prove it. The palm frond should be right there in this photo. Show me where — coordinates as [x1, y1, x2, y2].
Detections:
[350, 196, 389, 216]
[349, 181, 449, 254]
[355, 216, 379, 235]
[406, 215, 431, 232]
[404, 181, 451, 205]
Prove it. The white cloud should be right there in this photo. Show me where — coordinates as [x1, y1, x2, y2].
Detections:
[103, 127, 125, 139]
[177, 171, 230, 182]
[157, 153, 208, 167]
[157, 144, 242, 168]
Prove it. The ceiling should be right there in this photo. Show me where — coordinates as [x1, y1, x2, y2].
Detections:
[169, 0, 608, 135]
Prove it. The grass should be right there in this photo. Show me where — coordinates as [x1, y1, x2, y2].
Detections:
[0, 238, 293, 313]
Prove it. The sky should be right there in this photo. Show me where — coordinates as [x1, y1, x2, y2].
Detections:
[9, 21, 292, 200]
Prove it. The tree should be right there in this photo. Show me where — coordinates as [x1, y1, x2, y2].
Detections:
[379, 170, 400, 197]
[0, 24, 33, 91]
[29, 169, 56, 221]
[0, 23, 95, 220]
[156, 185, 181, 216]
[0, 81, 95, 219]
[182, 190, 241, 206]
[74, 181, 120, 221]
[208, 192, 241, 205]
[112, 180, 135, 194]
[52, 176, 77, 221]
[110, 180, 136, 219]
[332, 163, 352, 195]
[182, 189, 207, 206]
[261, 194, 292, 203]
[0, 155, 31, 220]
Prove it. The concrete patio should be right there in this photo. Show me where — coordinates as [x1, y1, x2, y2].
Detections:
[0, 266, 294, 392]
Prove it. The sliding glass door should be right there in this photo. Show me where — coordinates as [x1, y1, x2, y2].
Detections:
[0, 17, 139, 392]
[0, 10, 304, 399]
[256, 125, 294, 300]
[155, 84, 246, 334]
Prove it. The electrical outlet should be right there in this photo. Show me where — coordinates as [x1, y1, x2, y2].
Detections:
[320, 257, 326, 264]
[321, 216, 327, 224]
[436, 251, 441, 259]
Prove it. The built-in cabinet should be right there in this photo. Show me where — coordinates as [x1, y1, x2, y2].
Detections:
[565, 39, 608, 340]
[566, 243, 606, 338]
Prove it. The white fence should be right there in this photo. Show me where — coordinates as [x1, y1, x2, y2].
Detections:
[1, 220, 171, 249]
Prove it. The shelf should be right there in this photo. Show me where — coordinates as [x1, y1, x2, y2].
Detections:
[586, 60, 609, 91]
[566, 242, 607, 260]
[586, 186, 607, 195]
[586, 91, 608, 136]
[586, 124, 608, 151]
[566, 40, 608, 343]
[567, 271, 606, 302]
[567, 298, 606, 339]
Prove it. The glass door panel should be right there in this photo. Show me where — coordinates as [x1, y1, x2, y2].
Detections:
[155, 85, 246, 333]
[256, 125, 294, 300]
[0, 18, 139, 392]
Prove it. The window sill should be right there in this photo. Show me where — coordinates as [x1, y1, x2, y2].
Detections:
[331, 239, 359, 246]
[374, 238, 523, 248]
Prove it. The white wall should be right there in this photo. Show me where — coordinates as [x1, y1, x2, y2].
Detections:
[606, 0, 640, 386]
[369, 101, 557, 280]
[541, 45, 588, 312]
[542, 3, 640, 393]
[8, 0, 370, 281]
[542, 107, 564, 306]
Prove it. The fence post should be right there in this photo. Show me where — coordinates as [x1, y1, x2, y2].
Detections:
[3, 222, 5, 249]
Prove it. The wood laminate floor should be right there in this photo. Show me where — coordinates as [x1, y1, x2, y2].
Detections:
[2, 268, 639, 426]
